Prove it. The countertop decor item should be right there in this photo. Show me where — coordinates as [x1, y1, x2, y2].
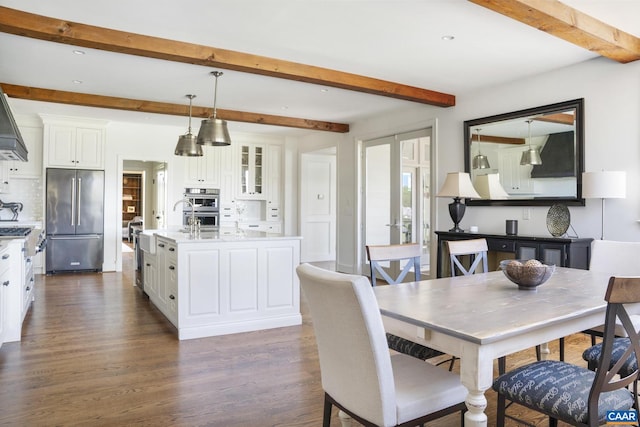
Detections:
[499, 259, 555, 290]
[546, 203, 570, 237]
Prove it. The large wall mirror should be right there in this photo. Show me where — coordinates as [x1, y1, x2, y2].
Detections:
[464, 98, 584, 206]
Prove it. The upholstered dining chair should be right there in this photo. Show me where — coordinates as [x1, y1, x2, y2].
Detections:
[296, 263, 468, 427]
[583, 240, 640, 345]
[366, 243, 454, 365]
[446, 238, 564, 373]
[492, 276, 640, 427]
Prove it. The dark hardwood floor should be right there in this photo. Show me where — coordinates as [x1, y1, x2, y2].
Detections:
[0, 253, 591, 426]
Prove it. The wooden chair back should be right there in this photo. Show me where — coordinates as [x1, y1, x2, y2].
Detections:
[447, 238, 488, 276]
[589, 276, 640, 420]
[365, 243, 421, 286]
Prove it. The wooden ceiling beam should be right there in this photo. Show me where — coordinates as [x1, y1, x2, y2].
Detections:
[1, 83, 350, 133]
[0, 6, 455, 108]
[534, 112, 574, 125]
[471, 134, 525, 145]
[469, 0, 640, 63]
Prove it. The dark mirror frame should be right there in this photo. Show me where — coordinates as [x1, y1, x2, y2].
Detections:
[464, 98, 585, 206]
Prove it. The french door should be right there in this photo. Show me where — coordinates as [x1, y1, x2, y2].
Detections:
[363, 128, 432, 278]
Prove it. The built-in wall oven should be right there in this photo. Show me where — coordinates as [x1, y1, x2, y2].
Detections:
[183, 188, 220, 230]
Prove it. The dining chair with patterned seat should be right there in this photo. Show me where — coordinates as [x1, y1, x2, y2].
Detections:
[366, 243, 454, 366]
[296, 263, 468, 427]
[493, 276, 640, 427]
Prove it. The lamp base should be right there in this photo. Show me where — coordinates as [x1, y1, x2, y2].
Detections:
[448, 197, 466, 233]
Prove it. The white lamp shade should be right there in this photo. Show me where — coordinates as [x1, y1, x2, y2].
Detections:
[474, 173, 509, 199]
[582, 171, 626, 199]
[437, 172, 481, 199]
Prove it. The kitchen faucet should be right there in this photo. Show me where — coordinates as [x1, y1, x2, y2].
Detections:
[173, 198, 198, 235]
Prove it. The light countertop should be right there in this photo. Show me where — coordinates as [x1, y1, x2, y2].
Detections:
[145, 227, 302, 244]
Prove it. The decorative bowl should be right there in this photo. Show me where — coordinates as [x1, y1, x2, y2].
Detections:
[499, 259, 555, 290]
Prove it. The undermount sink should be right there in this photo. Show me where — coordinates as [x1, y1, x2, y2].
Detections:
[139, 232, 155, 253]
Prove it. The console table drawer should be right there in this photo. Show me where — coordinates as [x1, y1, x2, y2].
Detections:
[487, 239, 515, 253]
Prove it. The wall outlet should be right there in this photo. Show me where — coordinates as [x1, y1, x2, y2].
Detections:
[523, 208, 531, 220]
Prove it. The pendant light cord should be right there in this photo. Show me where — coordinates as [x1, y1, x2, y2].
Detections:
[187, 94, 195, 133]
[210, 71, 223, 119]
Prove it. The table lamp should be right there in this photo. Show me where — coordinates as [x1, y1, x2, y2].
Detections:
[582, 170, 626, 240]
[437, 172, 480, 232]
[473, 173, 509, 200]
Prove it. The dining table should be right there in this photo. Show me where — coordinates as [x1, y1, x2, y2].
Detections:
[372, 267, 617, 427]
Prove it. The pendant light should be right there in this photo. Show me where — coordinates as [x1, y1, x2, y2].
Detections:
[197, 71, 231, 146]
[472, 128, 490, 169]
[520, 119, 542, 166]
[174, 94, 203, 157]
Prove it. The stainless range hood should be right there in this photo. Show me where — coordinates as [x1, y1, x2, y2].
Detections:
[0, 86, 28, 162]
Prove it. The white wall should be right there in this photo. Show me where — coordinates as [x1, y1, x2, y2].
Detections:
[332, 56, 640, 274]
[441, 57, 640, 242]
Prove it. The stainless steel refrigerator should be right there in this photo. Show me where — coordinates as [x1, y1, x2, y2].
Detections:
[46, 168, 104, 274]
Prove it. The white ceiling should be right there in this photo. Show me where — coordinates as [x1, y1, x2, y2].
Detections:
[0, 0, 638, 135]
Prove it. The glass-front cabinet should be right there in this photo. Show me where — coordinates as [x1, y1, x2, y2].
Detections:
[238, 143, 265, 199]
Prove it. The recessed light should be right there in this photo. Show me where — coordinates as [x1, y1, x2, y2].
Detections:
[72, 50, 86, 55]
[281, 106, 289, 110]
[441, 35, 455, 41]
[320, 88, 329, 93]
[72, 80, 83, 84]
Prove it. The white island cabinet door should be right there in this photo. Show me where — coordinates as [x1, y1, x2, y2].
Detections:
[264, 246, 297, 311]
[176, 238, 301, 340]
[184, 248, 221, 317]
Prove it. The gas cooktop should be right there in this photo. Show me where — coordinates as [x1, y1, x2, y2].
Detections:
[0, 227, 32, 236]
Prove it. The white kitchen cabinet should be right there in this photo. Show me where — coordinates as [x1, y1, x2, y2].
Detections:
[143, 251, 157, 300]
[499, 148, 534, 194]
[184, 151, 220, 187]
[0, 125, 43, 193]
[237, 143, 265, 199]
[152, 237, 177, 326]
[5, 126, 43, 179]
[0, 243, 9, 347]
[45, 124, 105, 169]
[176, 237, 300, 339]
[143, 231, 301, 340]
[266, 144, 281, 221]
[3, 239, 31, 343]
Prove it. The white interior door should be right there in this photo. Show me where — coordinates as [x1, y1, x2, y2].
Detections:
[363, 128, 432, 277]
[300, 150, 336, 262]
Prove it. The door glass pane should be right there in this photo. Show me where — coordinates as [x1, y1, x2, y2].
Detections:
[401, 169, 414, 244]
[365, 143, 391, 246]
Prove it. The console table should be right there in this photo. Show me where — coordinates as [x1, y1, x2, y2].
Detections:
[435, 231, 593, 278]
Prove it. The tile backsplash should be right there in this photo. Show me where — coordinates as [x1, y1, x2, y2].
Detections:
[0, 178, 43, 221]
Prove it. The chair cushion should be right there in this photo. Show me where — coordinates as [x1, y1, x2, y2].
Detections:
[386, 333, 445, 360]
[492, 360, 634, 424]
[582, 337, 637, 376]
[391, 353, 468, 425]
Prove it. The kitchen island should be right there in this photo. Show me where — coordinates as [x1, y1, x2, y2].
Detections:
[140, 228, 301, 340]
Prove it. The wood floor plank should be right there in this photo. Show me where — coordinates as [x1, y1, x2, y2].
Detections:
[0, 254, 591, 426]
